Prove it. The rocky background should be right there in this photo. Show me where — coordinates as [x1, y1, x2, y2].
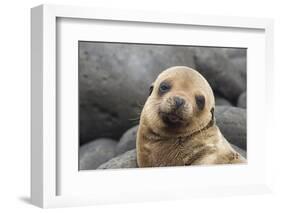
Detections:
[79, 42, 247, 170]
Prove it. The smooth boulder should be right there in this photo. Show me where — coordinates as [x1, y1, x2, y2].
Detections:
[116, 125, 139, 155]
[98, 149, 138, 169]
[237, 92, 247, 108]
[215, 95, 232, 106]
[215, 106, 246, 150]
[222, 48, 247, 81]
[193, 48, 246, 103]
[222, 48, 247, 59]
[79, 138, 117, 170]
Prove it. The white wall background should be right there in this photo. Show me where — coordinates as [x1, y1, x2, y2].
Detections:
[0, 0, 280, 212]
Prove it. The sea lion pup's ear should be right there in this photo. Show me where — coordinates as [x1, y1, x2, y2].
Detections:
[149, 84, 154, 96]
[210, 107, 215, 124]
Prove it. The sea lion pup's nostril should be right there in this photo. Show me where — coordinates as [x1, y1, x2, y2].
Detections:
[174, 96, 185, 109]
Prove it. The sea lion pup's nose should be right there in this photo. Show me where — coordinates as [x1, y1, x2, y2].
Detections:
[174, 96, 185, 109]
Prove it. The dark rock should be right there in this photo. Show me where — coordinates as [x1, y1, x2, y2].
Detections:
[222, 49, 247, 81]
[237, 92, 247, 108]
[222, 48, 247, 59]
[79, 42, 196, 144]
[79, 138, 117, 170]
[98, 149, 138, 169]
[215, 95, 232, 106]
[215, 106, 246, 150]
[193, 48, 246, 103]
[229, 57, 247, 81]
[230, 144, 247, 159]
[116, 125, 138, 155]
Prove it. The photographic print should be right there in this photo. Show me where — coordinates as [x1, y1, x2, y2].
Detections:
[30, 5, 273, 207]
[78, 42, 247, 170]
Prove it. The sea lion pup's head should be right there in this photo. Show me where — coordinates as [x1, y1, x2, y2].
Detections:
[141, 66, 215, 137]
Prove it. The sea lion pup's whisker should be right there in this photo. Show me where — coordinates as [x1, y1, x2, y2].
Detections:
[137, 101, 144, 106]
[128, 117, 140, 121]
[136, 66, 246, 167]
[135, 101, 145, 108]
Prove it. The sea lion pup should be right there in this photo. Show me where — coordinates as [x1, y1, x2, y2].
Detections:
[136, 66, 246, 167]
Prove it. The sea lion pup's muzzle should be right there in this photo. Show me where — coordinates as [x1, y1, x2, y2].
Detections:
[159, 95, 193, 127]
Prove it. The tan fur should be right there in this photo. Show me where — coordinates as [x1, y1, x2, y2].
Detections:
[136, 66, 246, 167]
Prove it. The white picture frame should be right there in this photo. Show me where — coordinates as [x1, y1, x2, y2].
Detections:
[31, 4, 274, 208]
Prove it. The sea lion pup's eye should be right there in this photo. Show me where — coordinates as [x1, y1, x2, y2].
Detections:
[159, 81, 171, 95]
[149, 85, 154, 96]
[195, 95, 205, 110]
